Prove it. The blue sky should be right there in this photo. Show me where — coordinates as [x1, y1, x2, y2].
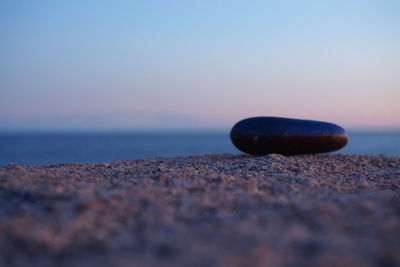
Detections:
[1, 0, 399, 130]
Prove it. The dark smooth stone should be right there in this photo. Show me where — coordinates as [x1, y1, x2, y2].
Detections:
[230, 117, 348, 155]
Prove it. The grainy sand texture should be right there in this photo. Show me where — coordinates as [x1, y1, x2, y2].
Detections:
[0, 154, 399, 267]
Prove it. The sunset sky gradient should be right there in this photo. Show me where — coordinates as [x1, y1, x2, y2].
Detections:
[1, 0, 399, 130]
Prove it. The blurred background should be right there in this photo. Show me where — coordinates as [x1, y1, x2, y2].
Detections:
[1, 0, 399, 165]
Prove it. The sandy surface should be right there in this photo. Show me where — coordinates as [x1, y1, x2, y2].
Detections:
[0, 154, 399, 267]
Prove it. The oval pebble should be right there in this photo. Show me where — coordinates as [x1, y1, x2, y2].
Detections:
[230, 117, 348, 155]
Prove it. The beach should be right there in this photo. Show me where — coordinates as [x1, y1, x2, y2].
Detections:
[0, 154, 399, 267]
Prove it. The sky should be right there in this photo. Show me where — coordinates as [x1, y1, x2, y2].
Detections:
[0, 0, 399, 131]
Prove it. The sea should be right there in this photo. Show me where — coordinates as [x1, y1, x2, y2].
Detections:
[0, 131, 399, 166]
